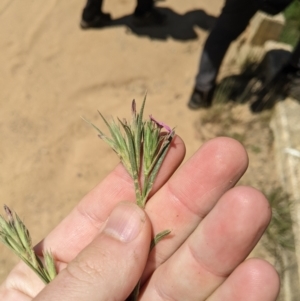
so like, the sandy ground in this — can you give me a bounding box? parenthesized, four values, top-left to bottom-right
(0, 0, 279, 284)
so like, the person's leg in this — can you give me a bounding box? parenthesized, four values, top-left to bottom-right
(196, 0, 259, 92)
(132, 0, 166, 26)
(288, 39, 300, 101)
(188, 0, 259, 109)
(134, 0, 153, 16)
(82, 0, 103, 21)
(81, 0, 111, 29)
(290, 39, 300, 68)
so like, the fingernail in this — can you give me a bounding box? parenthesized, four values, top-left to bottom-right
(103, 203, 145, 243)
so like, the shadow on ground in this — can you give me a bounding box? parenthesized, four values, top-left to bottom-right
(85, 7, 216, 40)
(214, 48, 297, 113)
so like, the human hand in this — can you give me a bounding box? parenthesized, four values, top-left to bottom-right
(0, 137, 280, 300)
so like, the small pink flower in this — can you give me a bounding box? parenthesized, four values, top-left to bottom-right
(149, 115, 172, 133)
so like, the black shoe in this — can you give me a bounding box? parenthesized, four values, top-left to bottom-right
(80, 12, 111, 29)
(187, 88, 215, 110)
(132, 8, 166, 27)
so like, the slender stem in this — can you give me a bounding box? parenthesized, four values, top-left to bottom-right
(126, 280, 141, 301)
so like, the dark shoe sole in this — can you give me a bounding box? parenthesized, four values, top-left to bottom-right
(187, 88, 214, 110)
(188, 100, 211, 110)
(80, 13, 111, 29)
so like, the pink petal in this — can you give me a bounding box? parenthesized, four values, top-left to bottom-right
(149, 115, 172, 133)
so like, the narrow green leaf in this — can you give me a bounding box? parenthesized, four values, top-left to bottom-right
(81, 116, 105, 136)
(98, 111, 119, 147)
(118, 120, 136, 175)
(110, 119, 126, 149)
(143, 121, 161, 176)
(15, 213, 32, 251)
(135, 94, 147, 170)
(126, 280, 141, 301)
(43, 251, 57, 281)
(131, 99, 138, 134)
(0, 215, 11, 235)
(82, 116, 117, 150)
(6, 236, 25, 255)
(150, 229, 171, 251)
(142, 132, 174, 206)
(118, 120, 141, 197)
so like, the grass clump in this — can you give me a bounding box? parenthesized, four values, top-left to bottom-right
(263, 187, 295, 272)
(279, 1, 300, 46)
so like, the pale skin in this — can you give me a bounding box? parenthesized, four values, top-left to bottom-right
(0, 136, 280, 300)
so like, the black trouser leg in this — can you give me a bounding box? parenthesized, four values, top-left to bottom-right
(290, 39, 300, 69)
(134, 0, 154, 16)
(82, 0, 103, 21)
(195, 0, 259, 91)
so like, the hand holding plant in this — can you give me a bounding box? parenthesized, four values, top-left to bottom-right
(83, 98, 174, 300)
(0, 97, 175, 300)
(0, 100, 280, 301)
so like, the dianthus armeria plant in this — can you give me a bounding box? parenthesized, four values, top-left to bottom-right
(83, 97, 175, 300)
(0, 205, 57, 283)
(0, 97, 174, 301)
(83, 96, 175, 208)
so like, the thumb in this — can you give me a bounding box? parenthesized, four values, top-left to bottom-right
(34, 202, 151, 301)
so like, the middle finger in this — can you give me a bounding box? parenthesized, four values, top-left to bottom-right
(143, 137, 249, 281)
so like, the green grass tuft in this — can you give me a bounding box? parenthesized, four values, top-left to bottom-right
(279, 1, 300, 46)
